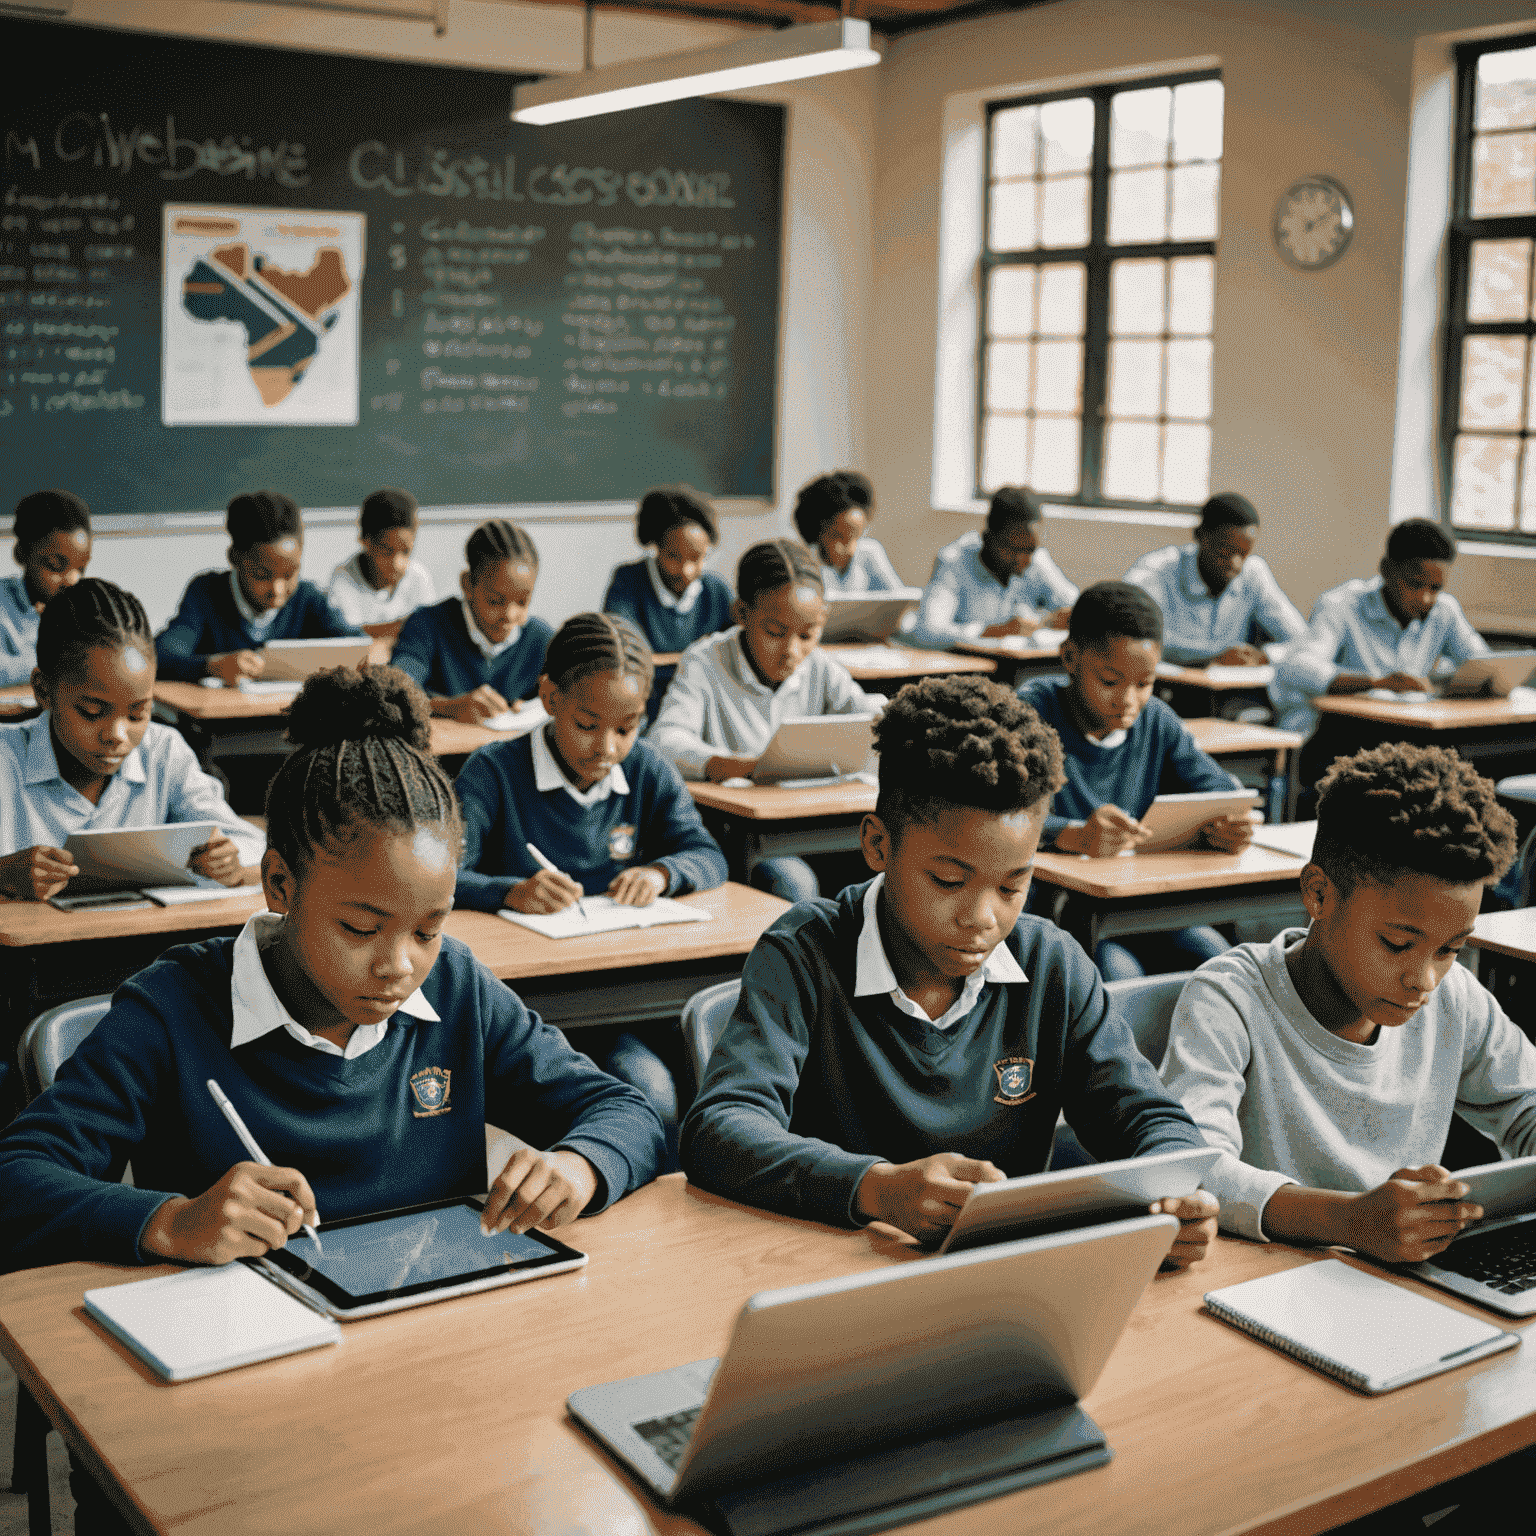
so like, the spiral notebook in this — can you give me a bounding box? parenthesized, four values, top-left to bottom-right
(1204, 1259, 1518, 1395)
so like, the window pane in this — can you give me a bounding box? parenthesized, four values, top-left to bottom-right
(1037, 263, 1086, 335)
(982, 413, 1028, 493)
(1450, 434, 1518, 530)
(1103, 420, 1160, 499)
(1168, 255, 1215, 333)
(1162, 422, 1212, 503)
(1111, 87, 1170, 168)
(1111, 259, 1166, 336)
(1522, 448, 1536, 533)
(987, 266, 1035, 336)
(1034, 339, 1083, 412)
(989, 180, 1038, 252)
(1165, 338, 1213, 419)
(992, 104, 1038, 177)
(1110, 166, 1168, 243)
(1031, 415, 1080, 494)
(1461, 335, 1526, 429)
(1108, 338, 1163, 417)
(1041, 98, 1094, 174)
(1468, 238, 1531, 321)
(1040, 176, 1089, 247)
(1172, 80, 1224, 162)
(1472, 130, 1536, 217)
(1169, 163, 1220, 240)
(1477, 45, 1536, 131)
(985, 340, 1033, 411)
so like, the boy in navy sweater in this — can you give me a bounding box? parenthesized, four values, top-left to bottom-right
(680, 675, 1217, 1264)
(154, 490, 362, 685)
(1020, 582, 1253, 981)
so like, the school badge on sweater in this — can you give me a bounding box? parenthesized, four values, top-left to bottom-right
(992, 1056, 1034, 1106)
(608, 824, 637, 860)
(410, 1067, 452, 1118)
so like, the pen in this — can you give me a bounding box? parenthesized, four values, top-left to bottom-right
(526, 841, 589, 924)
(206, 1078, 322, 1249)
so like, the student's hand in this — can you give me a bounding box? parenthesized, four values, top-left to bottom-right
(1377, 671, 1432, 694)
(188, 830, 245, 886)
(981, 614, 1041, 639)
(1215, 643, 1267, 666)
(1151, 1191, 1220, 1271)
(506, 868, 585, 914)
(446, 685, 512, 724)
(206, 650, 263, 687)
(1342, 1166, 1483, 1263)
(854, 1153, 1007, 1244)
(483, 1147, 598, 1234)
(362, 619, 405, 641)
(608, 866, 668, 907)
(1057, 805, 1148, 858)
(1201, 813, 1256, 854)
(705, 754, 759, 783)
(0, 844, 79, 901)
(140, 1162, 320, 1266)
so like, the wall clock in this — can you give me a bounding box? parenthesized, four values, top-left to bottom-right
(1273, 175, 1355, 271)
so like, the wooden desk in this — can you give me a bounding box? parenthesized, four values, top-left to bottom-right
(442, 883, 787, 1030)
(1469, 907, 1536, 1031)
(687, 779, 876, 882)
(1154, 662, 1276, 718)
(1312, 691, 1536, 781)
(1186, 716, 1304, 822)
(0, 683, 39, 719)
(1032, 844, 1308, 954)
(952, 634, 1066, 686)
(4, 1176, 1533, 1536)
(820, 643, 996, 687)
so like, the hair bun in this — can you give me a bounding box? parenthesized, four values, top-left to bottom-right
(283, 664, 432, 755)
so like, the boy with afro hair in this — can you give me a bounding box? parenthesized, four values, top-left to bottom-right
(1160, 742, 1536, 1262)
(681, 675, 1218, 1266)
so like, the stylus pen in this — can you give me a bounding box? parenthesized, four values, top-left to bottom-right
(526, 841, 589, 924)
(206, 1078, 322, 1248)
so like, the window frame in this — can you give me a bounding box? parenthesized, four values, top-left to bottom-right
(976, 67, 1221, 513)
(1439, 31, 1536, 547)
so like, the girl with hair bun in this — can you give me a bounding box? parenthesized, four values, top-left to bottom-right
(1, 488, 92, 686)
(0, 662, 663, 1281)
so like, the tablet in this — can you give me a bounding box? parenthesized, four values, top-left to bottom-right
(63, 821, 221, 895)
(819, 590, 921, 644)
(1136, 789, 1259, 852)
(253, 1196, 587, 1319)
(934, 1146, 1221, 1254)
(1434, 651, 1536, 698)
(752, 714, 878, 784)
(259, 636, 373, 683)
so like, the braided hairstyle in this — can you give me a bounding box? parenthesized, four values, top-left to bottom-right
(227, 490, 302, 553)
(266, 666, 462, 873)
(13, 489, 90, 558)
(544, 612, 654, 696)
(1313, 743, 1517, 893)
(360, 487, 418, 539)
(636, 485, 718, 548)
(791, 474, 860, 545)
(36, 578, 152, 682)
(874, 675, 1066, 837)
(466, 519, 538, 582)
(736, 538, 823, 607)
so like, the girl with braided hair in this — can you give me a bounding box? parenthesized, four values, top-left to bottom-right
(0, 577, 264, 901)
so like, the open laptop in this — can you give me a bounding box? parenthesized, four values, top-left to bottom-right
(569, 1214, 1177, 1535)
(1432, 651, 1536, 698)
(258, 636, 372, 683)
(752, 714, 878, 784)
(820, 590, 921, 644)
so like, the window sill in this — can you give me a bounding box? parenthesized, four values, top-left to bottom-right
(937, 500, 1199, 530)
(1459, 540, 1536, 561)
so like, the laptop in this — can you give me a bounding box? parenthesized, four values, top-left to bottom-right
(258, 636, 373, 683)
(569, 1214, 1177, 1535)
(1400, 1153, 1536, 1317)
(820, 590, 921, 644)
(752, 714, 878, 784)
(1432, 651, 1536, 698)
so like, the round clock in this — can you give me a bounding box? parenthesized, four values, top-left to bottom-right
(1273, 175, 1355, 271)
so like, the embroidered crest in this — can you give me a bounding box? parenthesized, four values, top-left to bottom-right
(992, 1056, 1034, 1106)
(608, 823, 637, 861)
(409, 1067, 452, 1118)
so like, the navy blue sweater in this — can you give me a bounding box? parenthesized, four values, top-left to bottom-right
(0, 935, 663, 1271)
(455, 734, 727, 912)
(1019, 679, 1237, 846)
(680, 881, 1203, 1227)
(391, 598, 553, 703)
(154, 571, 363, 682)
(603, 561, 735, 725)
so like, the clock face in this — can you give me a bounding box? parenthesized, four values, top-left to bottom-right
(1274, 176, 1354, 271)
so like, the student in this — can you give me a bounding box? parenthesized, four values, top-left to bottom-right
(908, 485, 1078, 649)
(1124, 492, 1305, 668)
(326, 486, 436, 640)
(1159, 743, 1534, 1258)
(792, 471, 903, 592)
(155, 490, 363, 685)
(1, 489, 92, 686)
(679, 674, 1218, 1265)
(392, 518, 553, 724)
(0, 579, 264, 901)
(1019, 582, 1254, 981)
(649, 538, 885, 903)
(1272, 518, 1490, 736)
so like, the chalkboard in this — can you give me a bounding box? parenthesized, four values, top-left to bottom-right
(0, 20, 783, 516)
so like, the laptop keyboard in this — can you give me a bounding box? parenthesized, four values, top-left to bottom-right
(1438, 1227, 1536, 1293)
(633, 1406, 702, 1470)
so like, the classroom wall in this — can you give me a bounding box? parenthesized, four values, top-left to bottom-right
(11, 0, 876, 630)
(868, 0, 1536, 626)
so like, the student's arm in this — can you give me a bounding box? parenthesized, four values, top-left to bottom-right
(1156, 706, 1250, 847)
(153, 582, 217, 682)
(387, 608, 435, 688)
(324, 566, 369, 629)
(861, 540, 905, 592)
(601, 567, 648, 635)
(1249, 559, 1308, 646)
(648, 654, 721, 780)
(819, 657, 885, 718)
(908, 556, 974, 649)
(452, 752, 522, 912)
(1440, 597, 1493, 670)
(161, 731, 267, 874)
(1273, 598, 1390, 697)
(1447, 975, 1536, 1158)
(1021, 550, 1079, 621)
(637, 757, 729, 896)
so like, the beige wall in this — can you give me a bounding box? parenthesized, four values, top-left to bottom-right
(869, 0, 1536, 623)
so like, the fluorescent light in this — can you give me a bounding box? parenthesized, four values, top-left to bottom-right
(511, 18, 879, 126)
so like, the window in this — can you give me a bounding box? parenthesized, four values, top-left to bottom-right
(978, 72, 1223, 510)
(1443, 35, 1536, 543)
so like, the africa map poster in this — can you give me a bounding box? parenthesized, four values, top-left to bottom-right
(161, 205, 365, 426)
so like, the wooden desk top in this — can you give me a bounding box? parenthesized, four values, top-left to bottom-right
(653, 651, 682, 666)
(0, 682, 37, 716)
(821, 643, 996, 680)
(442, 883, 786, 980)
(1470, 907, 1536, 965)
(0, 884, 267, 948)
(953, 635, 1064, 662)
(1184, 717, 1303, 754)
(1315, 690, 1536, 729)
(4, 1176, 1532, 1536)
(1155, 662, 1276, 690)
(1033, 843, 1307, 899)
(687, 778, 878, 820)
(152, 681, 292, 721)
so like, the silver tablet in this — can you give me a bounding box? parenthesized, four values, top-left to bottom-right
(259, 637, 372, 682)
(62, 821, 221, 895)
(752, 714, 878, 784)
(1137, 789, 1259, 852)
(820, 590, 921, 644)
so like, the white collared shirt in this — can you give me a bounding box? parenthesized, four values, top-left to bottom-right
(530, 723, 630, 807)
(327, 552, 435, 627)
(460, 597, 522, 660)
(229, 569, 280, 637)
(852, 873, 1027, 1032)
(645, 554, 702, 615)
(229, 910, 439, 1061)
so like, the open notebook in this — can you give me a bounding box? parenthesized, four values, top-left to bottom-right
(498, 895, 710, 939)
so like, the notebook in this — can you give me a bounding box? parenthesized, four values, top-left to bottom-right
(480, 699, 549, 735)
(1203, 1259, 1518, 1395)
(83, 1263, 340, 1382)
(1249, 820, 1318, 860)
(498, 895, 709, 939)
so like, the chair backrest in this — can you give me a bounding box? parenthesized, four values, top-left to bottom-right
(1103, 972, 1194, 1068)
(17, 995, 114, 1103)
(679, 979, 742, 1100)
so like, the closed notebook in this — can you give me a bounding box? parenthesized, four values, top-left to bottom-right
(84, 1263, 340, 1382)
(1204, 1259, 1518, 1395)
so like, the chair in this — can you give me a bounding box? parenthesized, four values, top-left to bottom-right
(679, 979, 741, 1102)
